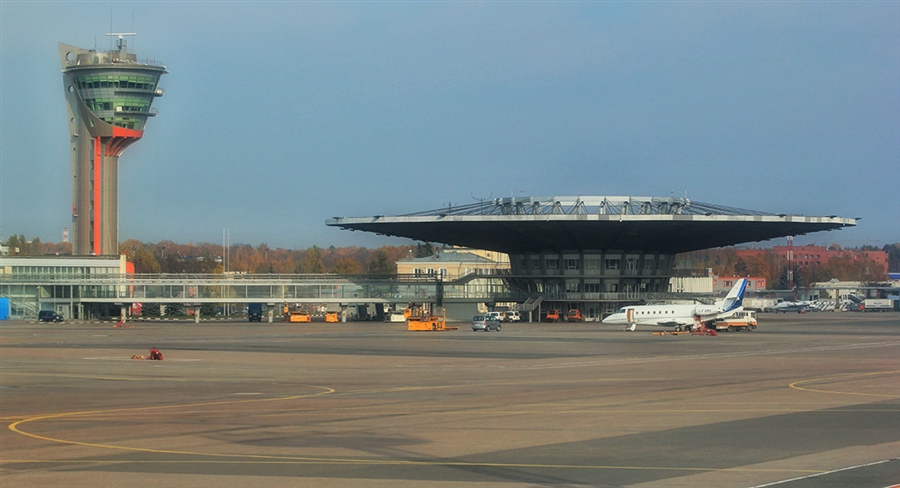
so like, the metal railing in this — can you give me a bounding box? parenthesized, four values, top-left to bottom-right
(1, 272, 717, 306)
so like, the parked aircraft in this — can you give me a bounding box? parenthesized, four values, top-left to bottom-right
(602, 278, 748, 331)
(771, 300, 812, 313)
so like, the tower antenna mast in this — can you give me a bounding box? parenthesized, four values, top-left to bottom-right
(105, 32, 136, 52)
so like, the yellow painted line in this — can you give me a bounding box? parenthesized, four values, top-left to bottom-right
(789, 370, 900, 397)
(8, 385, 336, 453)
(5, 383, 830, 475)
(8, 376, 884, 476)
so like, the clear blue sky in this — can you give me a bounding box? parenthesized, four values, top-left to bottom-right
(1, 1, 898, 250)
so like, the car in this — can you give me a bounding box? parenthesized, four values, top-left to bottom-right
(38, 310, 64, 322)
(504, 311, 521, 322)
(472, 315, 501, 332)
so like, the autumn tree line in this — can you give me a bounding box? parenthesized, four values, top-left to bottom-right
(116, 240, 418, 275)
(1, 237, 443, 276)
(3, 235, 899, 288)
(683, 244, 895, 289)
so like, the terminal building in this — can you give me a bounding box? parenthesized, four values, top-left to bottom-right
(0, 255, 127, 319)
(328, 195, 857, 319)
(59, 35, 166, 255)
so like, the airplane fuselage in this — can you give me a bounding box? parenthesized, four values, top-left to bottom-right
(602, 303, 725, 329)
(602, 278, 748, 331)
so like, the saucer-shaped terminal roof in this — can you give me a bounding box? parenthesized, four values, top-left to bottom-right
(326, 196, 857, 254)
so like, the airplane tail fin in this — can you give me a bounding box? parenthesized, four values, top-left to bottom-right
(721, 278, 748, 312)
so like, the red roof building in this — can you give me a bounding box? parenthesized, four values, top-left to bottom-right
(735, 245, 887, 270)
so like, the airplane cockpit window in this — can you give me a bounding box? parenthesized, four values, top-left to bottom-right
(614, 308, 626, 314)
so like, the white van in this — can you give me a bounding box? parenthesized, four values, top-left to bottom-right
(485, 312, 503, 322)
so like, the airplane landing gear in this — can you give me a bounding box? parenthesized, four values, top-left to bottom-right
(625, 323, 636, 332)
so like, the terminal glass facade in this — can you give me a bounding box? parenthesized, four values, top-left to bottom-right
(508, 251, 677, 321)
(0, 256, 125, 320)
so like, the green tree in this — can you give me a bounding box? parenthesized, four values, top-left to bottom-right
(6, 234, 41, 255)
(141, 303, 161, 317)
(416, 242, 434, 258)
(778, 264, 804, 290)
(300, 246, 325, 273)
(200, 303, 217, 316)
(366, 249, 394, 275)
(415, 242, 436, 258)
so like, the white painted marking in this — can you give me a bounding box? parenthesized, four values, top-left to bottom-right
(83, 357, 201, 362)
(748, 458, 893, 487)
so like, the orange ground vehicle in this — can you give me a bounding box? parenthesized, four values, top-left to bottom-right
(288, 311, 312, 323)
(407, 308, 457, 331)
(544, 309, 561, 322)
(566, 309, 583, 322)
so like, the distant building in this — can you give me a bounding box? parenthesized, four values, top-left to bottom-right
(736, 245, 888, 270)
(396, 249, 509, 281)
(669, 272, 766, 295)
(396, 249, 512, 315)
(0, 255, 127, 319)
(714, 275, 767, 294)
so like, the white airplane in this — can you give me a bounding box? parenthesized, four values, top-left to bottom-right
(602, 278, 748, 331)
(771, 300, 812, 313)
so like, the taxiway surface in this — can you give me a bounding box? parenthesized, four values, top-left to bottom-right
(1, 313, 898, 487)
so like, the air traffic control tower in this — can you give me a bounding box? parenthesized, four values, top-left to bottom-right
(59, 34, 166, 255)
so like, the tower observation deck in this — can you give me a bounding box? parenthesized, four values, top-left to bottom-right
(59, 34, 167, 255)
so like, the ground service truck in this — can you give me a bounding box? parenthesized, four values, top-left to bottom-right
(862, 299, 893, 312)
(714, 310, 757, 332)
(248, 303, 263, 322)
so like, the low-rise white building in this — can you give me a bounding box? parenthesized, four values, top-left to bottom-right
(0, 255, 126, 319)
